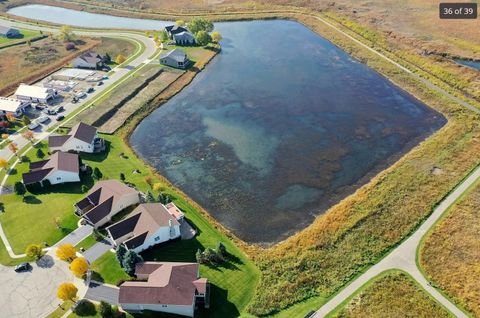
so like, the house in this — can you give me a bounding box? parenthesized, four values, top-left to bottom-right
(106, 203, 181, 254)
(22, 152, 80, 186)
(14, 84, 58, 104)
(160, 49, 190, 69)
(119, 262, 209, 317)
(49, 122, 104, 153)
(0, 26, 20, 38)
(72, 52, 104, 70)
(173, 31, 196, 46)
(75, 180, 140, 228)
(0, 97, 31, 117)
(165, 25, 188, 38)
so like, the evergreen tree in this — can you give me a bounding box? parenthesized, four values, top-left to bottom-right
(146, 191, 156, 203)
(115, 244, 127, 267)
(122, 250, 143, 275)
(92, 167, 102, 180)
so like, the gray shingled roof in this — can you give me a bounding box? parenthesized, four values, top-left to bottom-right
(160, 49, 187, 63)
(0, 26, 16, 35)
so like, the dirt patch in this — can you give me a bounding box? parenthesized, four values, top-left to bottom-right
(98, 70, 182, 134)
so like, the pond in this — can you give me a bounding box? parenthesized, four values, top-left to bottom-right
(10, 6, 446, 244)
(454, 59, 480, 71)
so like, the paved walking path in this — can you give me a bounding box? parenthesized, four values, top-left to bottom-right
(313, 164, 480, 317)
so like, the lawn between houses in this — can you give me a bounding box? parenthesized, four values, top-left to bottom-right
(0, 134, 260, 317)
(0, 28, 41, 45)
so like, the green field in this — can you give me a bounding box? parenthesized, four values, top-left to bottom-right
(0, 28, 41, 45)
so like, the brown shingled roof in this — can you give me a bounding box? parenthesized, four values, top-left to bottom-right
(48, 122, 97, 149)
(119, 262, 206, 306)
(106, 203, 180, 249)
(22, 152, 79, 185)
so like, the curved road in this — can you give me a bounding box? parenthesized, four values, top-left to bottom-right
(0, 17, 156, 318)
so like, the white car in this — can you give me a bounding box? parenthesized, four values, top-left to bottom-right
(37, 116, 49, 124)
(27, 122, 39, 130)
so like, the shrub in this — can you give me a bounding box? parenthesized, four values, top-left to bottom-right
(74, 299, 96, 316)
(36, 148, 45, 159)
(25, 243, 43, 260)
(120, 173, 126, 182)
(92, 167, 102, 180)
(81, 185, 88, 193)
(14, 182, 26, 196)
(99, 301, 113, 318)
(92, 229, 103, 241)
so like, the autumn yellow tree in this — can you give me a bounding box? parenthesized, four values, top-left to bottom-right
(152, 183, 162, 192)
(70, 257, 89, 278)
(176, 19, 185, 27)
(1, 134, 8, 140)
(56, 244, 77, 262)
(21, 130, 35, 144)
(25, 243, 43, 260)
(57, 283, 78, 302)
(211, 31, 222, 43)
(115, 54, 126, 64)
(0, 158, 8, 170)
(5, 113, 15, 122)
(8, 142, 18, 157)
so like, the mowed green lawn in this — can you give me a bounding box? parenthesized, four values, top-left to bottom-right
(0, 29, 41, 45)
(0, 134, 260, 316)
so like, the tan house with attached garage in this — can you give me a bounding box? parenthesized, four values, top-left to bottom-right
(106, 203, 182, 254)
(75, 180, 140, 228)
(119, 262, 209, 317)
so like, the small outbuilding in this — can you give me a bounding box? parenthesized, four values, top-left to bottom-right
(159, 49, 190, 69)
(0, 26, 20, 38)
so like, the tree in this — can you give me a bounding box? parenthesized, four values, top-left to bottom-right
(22, 116, 31, 126)
(56, 244, 76, 262)
(115, 54, 126, 64)
(115, 244, 127, 267)
(104, 53, 112, 64)
(146, 191, 156, 203)
(25, 243, 43, 260)
(0, 158, 8, 170)
(188, 17, 214, 35)
(36, 148, 45, 159)
(81, 185, 88, 193)
(21, 130, 35, 144)
(152, 183, 162, 192)
(1, 134, 9, 140)
(195, 31, 211, 46)
(99, 301, 114, 318)
(57, 282, 78, 302)
(159, 30, 169, 42)
(211, 31, 222, 43)
(122, 250, 143, 275)
(176, 20, 186, 27)
(5, 113, 15, 122)
(59, 25, 75, 42)
(120, 173, 126, 182)
(14, 182, 26, 197)
(8, 142, 19, 156)
(157, 192, 171, 205)
(70, 257, 89, 278)
(217, 242, 227, 257)
(144, 176, 153, 187)
(92, 167, 102, 180)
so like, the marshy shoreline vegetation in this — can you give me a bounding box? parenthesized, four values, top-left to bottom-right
(1, 1, 480, 317)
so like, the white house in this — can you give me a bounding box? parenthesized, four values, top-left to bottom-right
(22, 152, 80, 186)
(0, 97, 31, 117)
(14, 84, 58, 104)
(75, 180, 140, 228)
(159, 49, 190, 69)
(119, 262, 209, 317)
(106, 203, 181, 254)
(48, 122, 104, 153)
(0, 26, 20, 38)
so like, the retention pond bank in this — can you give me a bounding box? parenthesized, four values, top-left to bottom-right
(9, 5, 446, 244)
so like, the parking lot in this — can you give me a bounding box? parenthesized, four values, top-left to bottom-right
(23, 68, 109, 132)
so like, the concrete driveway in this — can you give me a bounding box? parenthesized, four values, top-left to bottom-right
(85, 281, 119, 305)
(0, 253, 73, 318)
(82, 240, 112, 263)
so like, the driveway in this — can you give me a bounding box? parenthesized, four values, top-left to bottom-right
(0, 253, 73, 318)
(82, 240, 112, 263)
(54, 224, 93, 247)
(85, 281, 119, 305)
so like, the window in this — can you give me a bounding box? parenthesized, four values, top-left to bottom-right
(57, 177, 61, 180)
(154, 236, 160, 242)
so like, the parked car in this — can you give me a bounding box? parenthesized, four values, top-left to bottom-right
(28, 122, 39, 130)
(37, 116, 49, 124)
(97, 81, 104, 86)
(53, 106, 64, 113)
(87, 87, 95, 93)
(56, 115, 65, 121)
(35, 104, 45, 111)
(43, 108, 56, 115)
(75, 91, 86, 99)
(14, 263, 31, 272)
